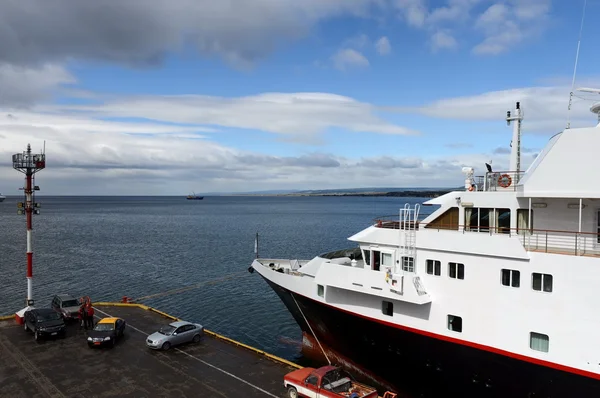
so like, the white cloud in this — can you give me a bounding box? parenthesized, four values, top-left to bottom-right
(331, 49, 370, 71)
(427, 0, 481, 24)
(375, 36, 392, 55)
(0, 64, 75, 106)
(0, 0, 385, 71)
(472, 0, 551, 55)
(512, 0, 551, 20)
(475, 3, 509, 28)
(0, 90, 419, 177)
(393, 0, 550, 55)
(392, 84, 600, 133)
(430, 30, 458, 52)
(53, 92, 417, 137)
(343, 34, 371, 49)
(394, 0, 428, 28)
(0, 83, 559, 195)
(0, 122, 520, 194)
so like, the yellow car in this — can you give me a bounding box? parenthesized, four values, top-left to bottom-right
(87, 317, 126, 348)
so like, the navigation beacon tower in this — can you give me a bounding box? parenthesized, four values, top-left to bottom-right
(12, 143, 45, 310)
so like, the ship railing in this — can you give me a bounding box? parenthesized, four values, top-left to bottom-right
(420, 223, 600, 257)
(373, 215, 421, 230)
(480, 170, 526, 192)
(520, 229, 600, 257)
(257, 259, 309, 275)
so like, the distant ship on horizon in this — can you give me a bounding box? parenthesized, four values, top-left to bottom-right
(186, 192, 204, 200)
(0, 193, 5, 202)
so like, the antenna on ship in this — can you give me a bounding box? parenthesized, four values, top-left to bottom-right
(566, 0, 588, 129)
(506, 102, 523, 177)
(12, 143, 46, 314)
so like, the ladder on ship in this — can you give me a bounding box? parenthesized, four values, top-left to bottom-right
(398, 203, 428, 296)
(398, 203, 420, 273)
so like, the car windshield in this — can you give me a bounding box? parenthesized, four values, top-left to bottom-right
(94, 324, 114, 331)
(158, 325, 177, 335)
(61, 299, 79, 307)
(37, 311, 61, 322)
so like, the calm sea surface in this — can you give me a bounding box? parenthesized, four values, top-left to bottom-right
(0, 195, 432, 363)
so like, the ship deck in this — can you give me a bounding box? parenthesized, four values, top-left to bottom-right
(0, 304, 297, 398)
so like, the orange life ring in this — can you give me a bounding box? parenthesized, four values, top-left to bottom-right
(498, 174, 512, 188)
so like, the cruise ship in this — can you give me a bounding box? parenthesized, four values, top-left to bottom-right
(250, 97, 600, 397)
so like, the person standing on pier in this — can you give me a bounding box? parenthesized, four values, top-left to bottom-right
(85, 303, 95, 329)
(79, 302, 87, 329)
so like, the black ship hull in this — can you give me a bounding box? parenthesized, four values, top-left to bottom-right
(262, 277, 600, 398)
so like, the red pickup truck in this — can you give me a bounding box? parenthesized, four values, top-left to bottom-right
(283, 365, 379, 398)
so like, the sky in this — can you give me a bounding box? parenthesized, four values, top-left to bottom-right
(0, 0, 599, 195)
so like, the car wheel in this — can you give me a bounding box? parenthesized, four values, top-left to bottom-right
(192, 334, 201, 344)
(162, 342, 171, 351)
(287, 386, 298, 398)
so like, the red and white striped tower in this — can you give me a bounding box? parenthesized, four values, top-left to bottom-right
(12, 143, 45, 312)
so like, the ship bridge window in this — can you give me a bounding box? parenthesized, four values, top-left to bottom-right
(381, 252, 393, 267)
(496, 208, 511, 234)
(372, 250, 381, 271)
(426, 259, 441, 276)
(363, 250, 371, 266)
(317, 284, 324, 298)
(530, 332, 549, 353)
(425, 207, 459, 230)
(517, 209, 533, 234)
(465, 208, 512, 233)
(532, 273, 553, 292)
(465, 208, 488, 232)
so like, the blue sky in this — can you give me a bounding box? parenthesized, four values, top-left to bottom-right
(0, 0, 598, 195)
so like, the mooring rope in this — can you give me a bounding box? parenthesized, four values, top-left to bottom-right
(291, 293, 331, 365)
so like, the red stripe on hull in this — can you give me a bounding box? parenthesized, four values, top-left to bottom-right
(290, 288, 600, 381)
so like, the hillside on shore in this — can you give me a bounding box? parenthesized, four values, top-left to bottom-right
(281, 188, 456, 198)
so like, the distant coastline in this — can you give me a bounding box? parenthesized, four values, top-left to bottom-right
(278, 189, 454, 198)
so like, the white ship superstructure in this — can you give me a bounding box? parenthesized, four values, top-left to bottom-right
(250, 96, 600, 397)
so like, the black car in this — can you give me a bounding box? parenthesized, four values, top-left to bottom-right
(87, 317, 126, 348)
(23, 308, 66, 341)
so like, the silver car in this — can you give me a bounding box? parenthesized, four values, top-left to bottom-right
(51, 294, 81, 322)
(146, 320, 204, 350)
